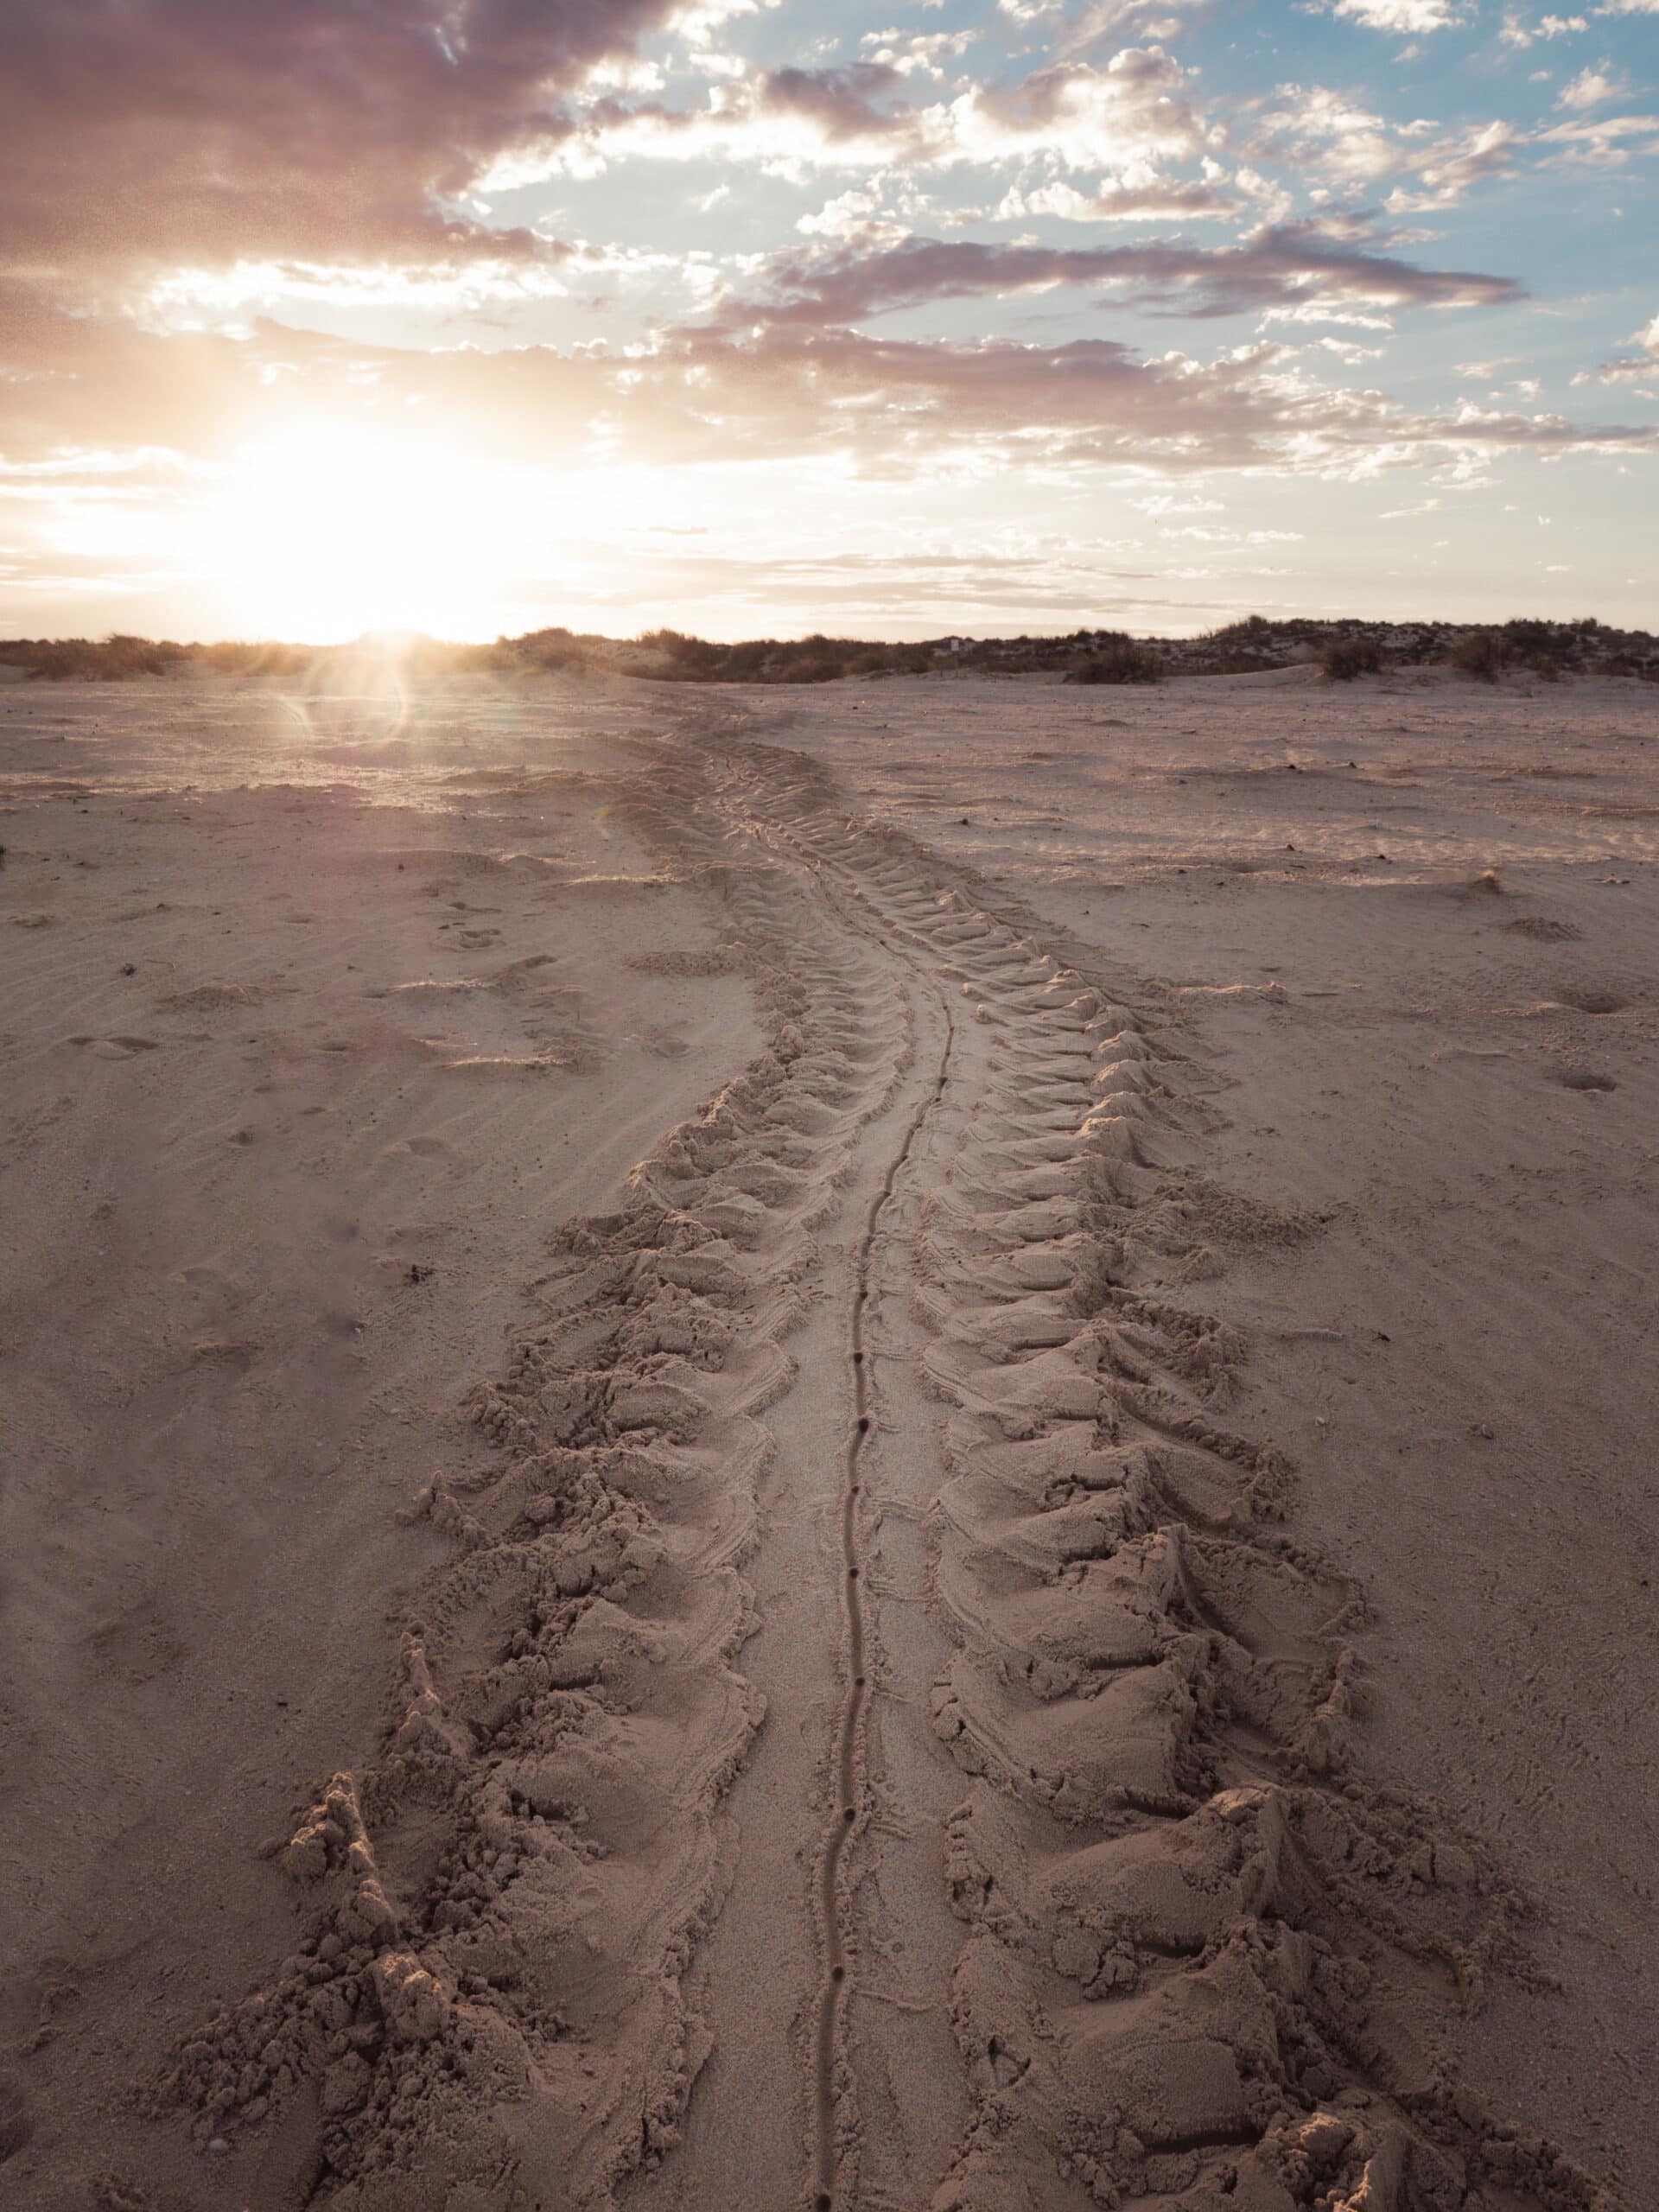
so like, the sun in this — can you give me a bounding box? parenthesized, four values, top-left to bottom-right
(214, 424, 539, 642)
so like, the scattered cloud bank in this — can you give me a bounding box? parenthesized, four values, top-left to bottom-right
(716, 221, 1525, 325)
(0, 0, 1651, 630)
(555, 44, 1215, 182)
(5, 276, 1648, 495)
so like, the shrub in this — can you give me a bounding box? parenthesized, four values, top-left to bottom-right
(1198, 613, 1273, 645)
(1446, 630, 1511, 682)
(1065, 639, 1164, 685)
(1498, 618, 1575, 681)
(1320, 637, 1382, 681)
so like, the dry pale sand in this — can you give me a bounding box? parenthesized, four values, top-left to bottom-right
(2, 659, 1654, 2212)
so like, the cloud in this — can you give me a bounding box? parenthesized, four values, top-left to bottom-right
(1556, 62, 1630, 105)
(636, 323, 1657, 476)
(1325, 0, 1466, 32)
(1249, 89, 1522, 208)
(755, 62, 912, 144)
(1384, 120, 1523, 208)
(0, 0, 691, 282)
(715, 221, 1525, 327)
(1499, 10, 1587, 43)
(858, 27, 981, 80)
(1536, 109, 1659, 160)
(1162, 524, 1305, 541)
(798, 185, 905, 239)
(675, 0, 781, 41)
(995, 175, 1238, 222)
(563, 46, 1212, 177)
(1589, 309, 1659, 381)
(1064, 0, 1214, 45)
(951, 48, 1207, 169)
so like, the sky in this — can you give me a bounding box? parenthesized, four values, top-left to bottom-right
(1, 0, 1655, 643)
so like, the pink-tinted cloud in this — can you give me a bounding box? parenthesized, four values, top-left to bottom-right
(0, 0, 685, 276)
(647, 323, 1653, 473)
(757, 62, 913, 142)
(1247, 87, 1524, 210)
(568, 47, 1210, 175)
(715, 221, 1525, 326)
(1586, 309, 1659, 380)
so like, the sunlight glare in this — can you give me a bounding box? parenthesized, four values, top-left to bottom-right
(219, 425, 542, 642)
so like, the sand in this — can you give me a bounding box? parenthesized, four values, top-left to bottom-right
(2, 660, 1654, 2211)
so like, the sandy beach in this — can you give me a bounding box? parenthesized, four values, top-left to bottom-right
(3, 661, 1655, 2212)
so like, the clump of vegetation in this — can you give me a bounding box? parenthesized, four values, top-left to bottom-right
(1187, 613, 1294, 675)
(0, 633, 325, 680)
(1065, 634, 1164, 685)
(192, 639, 315, 677)
(1499, 618, 1563, 670)
(1320, 637, 1382, 681)
(0, 633, 188, 680)
(1446, 629, 1512, 682)
(1493, 618, 1610, 682)
(1198, 614, 1274, 647)
(493, 626, 596, 675)
(4, 613, 1656, 689)
(635, 629, 936, 683)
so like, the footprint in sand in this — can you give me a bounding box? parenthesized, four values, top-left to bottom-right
(158, 982, 263, 1014)
(441, 1052, 555, 1077)
(1506, 916, 1580, 942)
(401, 1135, 449, 1156)
(189, 1338, 263, 1368)
(67, 1034, 162, 1058)
(85, 1597, 192, 1687)
(0, 2072, 35, 2162)
(175, 1262, 245, 1300)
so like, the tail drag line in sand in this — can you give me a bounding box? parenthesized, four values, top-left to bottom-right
(811, 1020, 954, 2209)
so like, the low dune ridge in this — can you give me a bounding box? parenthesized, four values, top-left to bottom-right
(2, 663, 1654, 2210)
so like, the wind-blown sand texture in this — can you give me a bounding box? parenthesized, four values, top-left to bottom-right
(3, 663, 1654, 2211)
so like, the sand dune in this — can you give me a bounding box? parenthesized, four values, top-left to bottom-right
(3, 666, 1653, 2209)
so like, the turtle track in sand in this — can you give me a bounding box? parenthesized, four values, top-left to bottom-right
(702, 734, 1618, 2212)
(161, 723, 1619, 2212)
